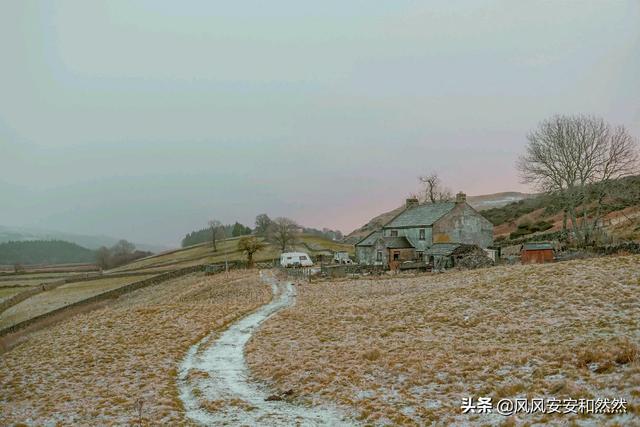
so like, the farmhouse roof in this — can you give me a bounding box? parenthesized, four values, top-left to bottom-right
(384, 236, 414, 249)
(385, 202, 456, 228)
(355, 230, 382, 246)
(426, 243, 462, 256)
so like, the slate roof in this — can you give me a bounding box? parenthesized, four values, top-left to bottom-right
(385, 202, 456, 228)
(356, 230, 382, 246)
(384, 236, 413, 249)
(426, 243, 461, 256)
(522, 242, 554, 251)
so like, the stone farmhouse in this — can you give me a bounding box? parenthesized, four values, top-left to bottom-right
(355, 192, 493, 267)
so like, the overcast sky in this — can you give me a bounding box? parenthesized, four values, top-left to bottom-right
(1, 1, 639, 246)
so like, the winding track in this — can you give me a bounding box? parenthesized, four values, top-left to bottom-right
(178, 271, 354, 426)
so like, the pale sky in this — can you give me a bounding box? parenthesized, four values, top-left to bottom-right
(1, 1, 639, 246)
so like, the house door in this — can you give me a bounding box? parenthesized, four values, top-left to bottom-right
(389, 250, 400, 270)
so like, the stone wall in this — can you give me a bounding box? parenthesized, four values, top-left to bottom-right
(432, 203, 493, 248)
(0, 265, 207, 337)
(0, 271, 158, 316)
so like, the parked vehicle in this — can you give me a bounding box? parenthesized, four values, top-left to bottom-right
(333, 251, 353, 264)
(280, 252, 313, 267)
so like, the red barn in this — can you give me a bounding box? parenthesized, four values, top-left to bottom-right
(521, 242, 555, 264)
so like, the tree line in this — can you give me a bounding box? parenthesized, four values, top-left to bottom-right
(94, 240, 152, 270)
(181, 214, 343, 249)
(181, 222, 253, 248)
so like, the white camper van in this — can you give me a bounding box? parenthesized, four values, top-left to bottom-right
(280, 252, 313, 268)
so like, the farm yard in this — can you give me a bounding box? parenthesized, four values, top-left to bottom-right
(246, 255, 640, 425)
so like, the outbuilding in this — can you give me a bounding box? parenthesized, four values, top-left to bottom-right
(521, 242, 555, 264)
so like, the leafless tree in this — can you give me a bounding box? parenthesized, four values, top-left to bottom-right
(269, 217, 299, 252)
(95, 246, 111, 270)
(517, 114, 638, 245)
(254, 213, 272, 236)
(112, 239, 135, 256)
(418, 173, 452, 203)
(208, 219, 223, 251)
(238, 236, 266, 267)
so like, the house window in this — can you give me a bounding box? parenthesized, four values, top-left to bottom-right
(419, 229, 426, 240)
(390, 230, 398, 237)
(376, 251, 383, 262)
(393, 252, 400, 261)
(416, 251, 424, 261)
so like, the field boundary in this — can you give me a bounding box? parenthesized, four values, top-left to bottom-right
(0, 271, 160, 316)
(0, 265, 207, 337)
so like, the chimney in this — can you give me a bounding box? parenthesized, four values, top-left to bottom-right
(405, 197, 419, 209)
(455, 192, 466, 204)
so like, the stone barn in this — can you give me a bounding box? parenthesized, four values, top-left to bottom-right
(355, 192, 494, 268)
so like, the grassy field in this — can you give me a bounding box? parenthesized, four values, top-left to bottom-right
(0, 275, 155, 329)
(0, 271, 270, 425)
(0, 272, 75, 281)
(110, 234, 354, 273)
(246, 255, 640, 426)
(0, 287, 31, 304)
(0, 279, 49, 288)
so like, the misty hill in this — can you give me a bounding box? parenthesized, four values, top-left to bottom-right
(0, 240, 96, 266)
(345, 191, 532, 243)
(0, 225, 169, 253)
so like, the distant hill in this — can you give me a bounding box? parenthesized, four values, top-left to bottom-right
(0, 225, 169, 252)
(466, 192, 536, 210)
(0, 240, 96, 265)
(344, 191, 533, 243)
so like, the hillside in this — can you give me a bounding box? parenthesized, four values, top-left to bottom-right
(486, 176, 640, 242)
(109, 234, 354, 273)
(0, 225, 169, 252)
(0, 240, 96, 266)
(345, 191, 532, 243)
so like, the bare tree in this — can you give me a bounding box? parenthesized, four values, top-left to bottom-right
(517, 114, 638, 245)
(111, 239, 135, 256)
(95, 246, 111, 270)
(269, 217, 299, 252)
(237, 236, 266, 267)
(208, 219, 223, 251)
(254, 213, 272, 236)
(418, 173, 452, 203)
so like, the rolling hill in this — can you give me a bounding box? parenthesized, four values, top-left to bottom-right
(0, 240, 96, 266)
(0, 225, 169, 252)
(109, 234, 354, 273)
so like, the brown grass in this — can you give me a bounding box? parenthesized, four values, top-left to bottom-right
(0, 271, 271, 425)
(0, 275, 157, 329)
(246, 255, 640, 425)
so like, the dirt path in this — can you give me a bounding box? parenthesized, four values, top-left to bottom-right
(178, 271, 355, 426)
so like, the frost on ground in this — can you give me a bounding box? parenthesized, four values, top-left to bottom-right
(246, 255, 640, 426)
(178, 271, 355, 426)
(0, 271, 271, 426)
(0, 274, 156, 329)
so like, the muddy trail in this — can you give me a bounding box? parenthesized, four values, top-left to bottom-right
(178, 271, 355, 426)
